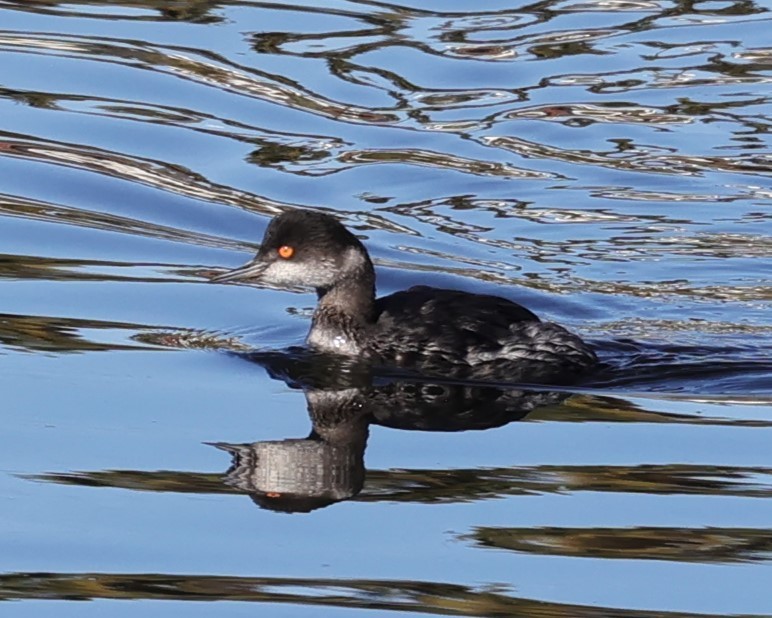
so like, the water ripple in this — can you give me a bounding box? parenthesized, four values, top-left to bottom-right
(1, 3, 770, 613)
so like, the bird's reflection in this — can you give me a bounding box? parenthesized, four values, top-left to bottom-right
(212, 350, 567, 513)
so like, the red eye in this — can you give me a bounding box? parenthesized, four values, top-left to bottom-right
(278, 245, 294, 259)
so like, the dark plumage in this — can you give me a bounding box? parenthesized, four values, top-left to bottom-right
(211, 210, 597, 384)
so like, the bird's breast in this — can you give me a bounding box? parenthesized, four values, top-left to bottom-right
(306, 326, 362, 356)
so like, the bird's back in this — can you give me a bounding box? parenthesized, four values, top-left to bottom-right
(371, 286, 596, 383)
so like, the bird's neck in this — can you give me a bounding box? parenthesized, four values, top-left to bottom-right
(317, 272, 376, 319)
(307, 260, 377, 355)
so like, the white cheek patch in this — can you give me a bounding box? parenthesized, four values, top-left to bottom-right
(262, 260, 305, 286)
(261, 257, 340, 288)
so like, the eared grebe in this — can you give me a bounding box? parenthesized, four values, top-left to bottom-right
(211, 210, 597, 383)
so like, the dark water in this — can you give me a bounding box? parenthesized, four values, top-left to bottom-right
(1, 0, 771, 616)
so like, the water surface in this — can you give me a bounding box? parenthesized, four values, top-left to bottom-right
(0, 0, 771, 616)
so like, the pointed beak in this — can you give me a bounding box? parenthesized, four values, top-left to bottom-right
(210, 259, 268, 284)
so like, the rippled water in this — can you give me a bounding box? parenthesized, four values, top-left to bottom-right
(1, 0, 771, 616)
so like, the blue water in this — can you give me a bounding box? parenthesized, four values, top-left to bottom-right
(0, 0, 771, 615)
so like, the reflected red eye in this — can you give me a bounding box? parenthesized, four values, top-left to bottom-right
(278, 245, 294, 259)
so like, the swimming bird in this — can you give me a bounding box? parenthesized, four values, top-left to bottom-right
(211, 210, 596, 384)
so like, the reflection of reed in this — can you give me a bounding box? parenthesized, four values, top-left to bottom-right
(30, 463, 772, 500)
(468, 526, 772, 563)
(0, 313, 162, 353)
(0, 32, 399, 124)
(376, 244, 772, 303)
(506, 103, 692, 125)
(2, 0, 223, 22)
(365, 464, 772, 502)
(0, 312, 253, 353)
(4, 9, 768, 176)
(21, 119, 751, 300)
(0, 141, 416, 237)
(0, 252, 211, 283)
(0, 571, 729, 616)
(2, 0, 768, 147)
(0, 192, 251, 252)
(338, 148, 552, 178)
(0, 135, 288, 216)
(377, 195, 772, 301)
(1, 83, 349, 171)
(484, 135, 772, 177)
